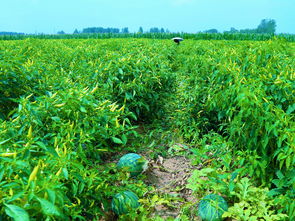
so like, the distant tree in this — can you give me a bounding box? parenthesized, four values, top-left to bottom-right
(230, 27, 238, 33)
(160, 28, 165, 33)
(240, 28, 257, 34)
(83, 27, 93, 33)
(112, 28, 120, 33)
(150, 27, 160, 33)
(138, 27, 143, 33)
(257, 19, 276, 34)
(224, 27, 239, 34)
(73, 29, 79, 34)
(165, 28, 170, 33)
(82, 27, 120, 34)
(223, 19, 276, 34)
(204, 29, 218, 33)
(57, 30, 65, 34)
(121, 27, 129, 34)
(0, 32, 25, 35)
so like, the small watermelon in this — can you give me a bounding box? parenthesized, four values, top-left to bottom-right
(117, 153, 148, 177)
(198, 194, 228, 221)
(111, 191, 140, 215)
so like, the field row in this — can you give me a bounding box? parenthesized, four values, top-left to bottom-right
(1, 32, 295, 42)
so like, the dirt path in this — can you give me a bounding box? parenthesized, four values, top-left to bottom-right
(144, 151, 201, 220)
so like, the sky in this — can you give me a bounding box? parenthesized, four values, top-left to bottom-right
(1, 0, 295, 34)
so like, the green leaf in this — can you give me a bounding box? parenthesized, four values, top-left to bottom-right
(125, 92, 133, 100)
(230, 171, 239, 181)
(80, 106, 87, 113)
(268, 188, 283, 197)
(198, 194, 228, 221)
(46, 189, 56, 204)
(36, 141, 59, 157)
(7, 191, 25, 203)
(0, 168, 4, 181)
(37, 197, 61, 216)
(286, 156, 291, 169)
(121, 134, 127, 145)
(62, 167, 69, 179)
(229, 181, 235, 193)
(5, 204, 29, 221)
(0, 138, 11, 145)
(51, 116, 61, 122)
(111, 137, 123, 144)
(286, 104, 295, 115)
(276, 170, 284, 179)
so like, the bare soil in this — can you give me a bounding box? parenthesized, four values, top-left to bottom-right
(144, 152, 201, 220)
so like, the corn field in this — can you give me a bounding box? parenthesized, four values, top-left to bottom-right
(1, 32, 295, 42)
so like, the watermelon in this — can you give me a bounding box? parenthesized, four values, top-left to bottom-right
(117, 153, 148, 177)
(198, 194, 228, 221)
(111, 191, 140, 215)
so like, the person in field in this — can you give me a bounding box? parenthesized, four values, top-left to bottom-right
(172, 37, 183, 44)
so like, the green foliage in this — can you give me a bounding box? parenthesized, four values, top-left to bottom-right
(174, 39, 294, 218)
(187, 167, 288, 220)
(268, 170, 295, 219)
(198, 194, 228, 221)
(222, 178, 288, 221)
(0, 49, 34, 118)
(1, 32, 295, 42)
(186, 132, 289, 220)
(257, 19, 276, 34)
(0, 37, 294, 220)
(5, 204, 30, 221)
(0, 38, 175, 219)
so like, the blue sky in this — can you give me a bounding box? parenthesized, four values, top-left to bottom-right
(1, 0, 294, 34)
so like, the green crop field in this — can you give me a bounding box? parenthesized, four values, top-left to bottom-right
(0, 38, 294, 220)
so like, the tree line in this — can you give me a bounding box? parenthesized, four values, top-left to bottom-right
(67, 19, 276, 35)
(0, 31, 25, 35)
(0, 19, 278, 36)
(205, 19, 276, 34)
(65, 26, 170, 35)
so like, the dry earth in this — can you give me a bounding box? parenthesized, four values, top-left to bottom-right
(102, 143, 202, 220)
(144, 149, 201, 220)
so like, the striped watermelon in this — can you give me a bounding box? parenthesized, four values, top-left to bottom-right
(198, 194, 228, 221)
(117, 153, 148, 177)
(111, 191, 140, 215)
